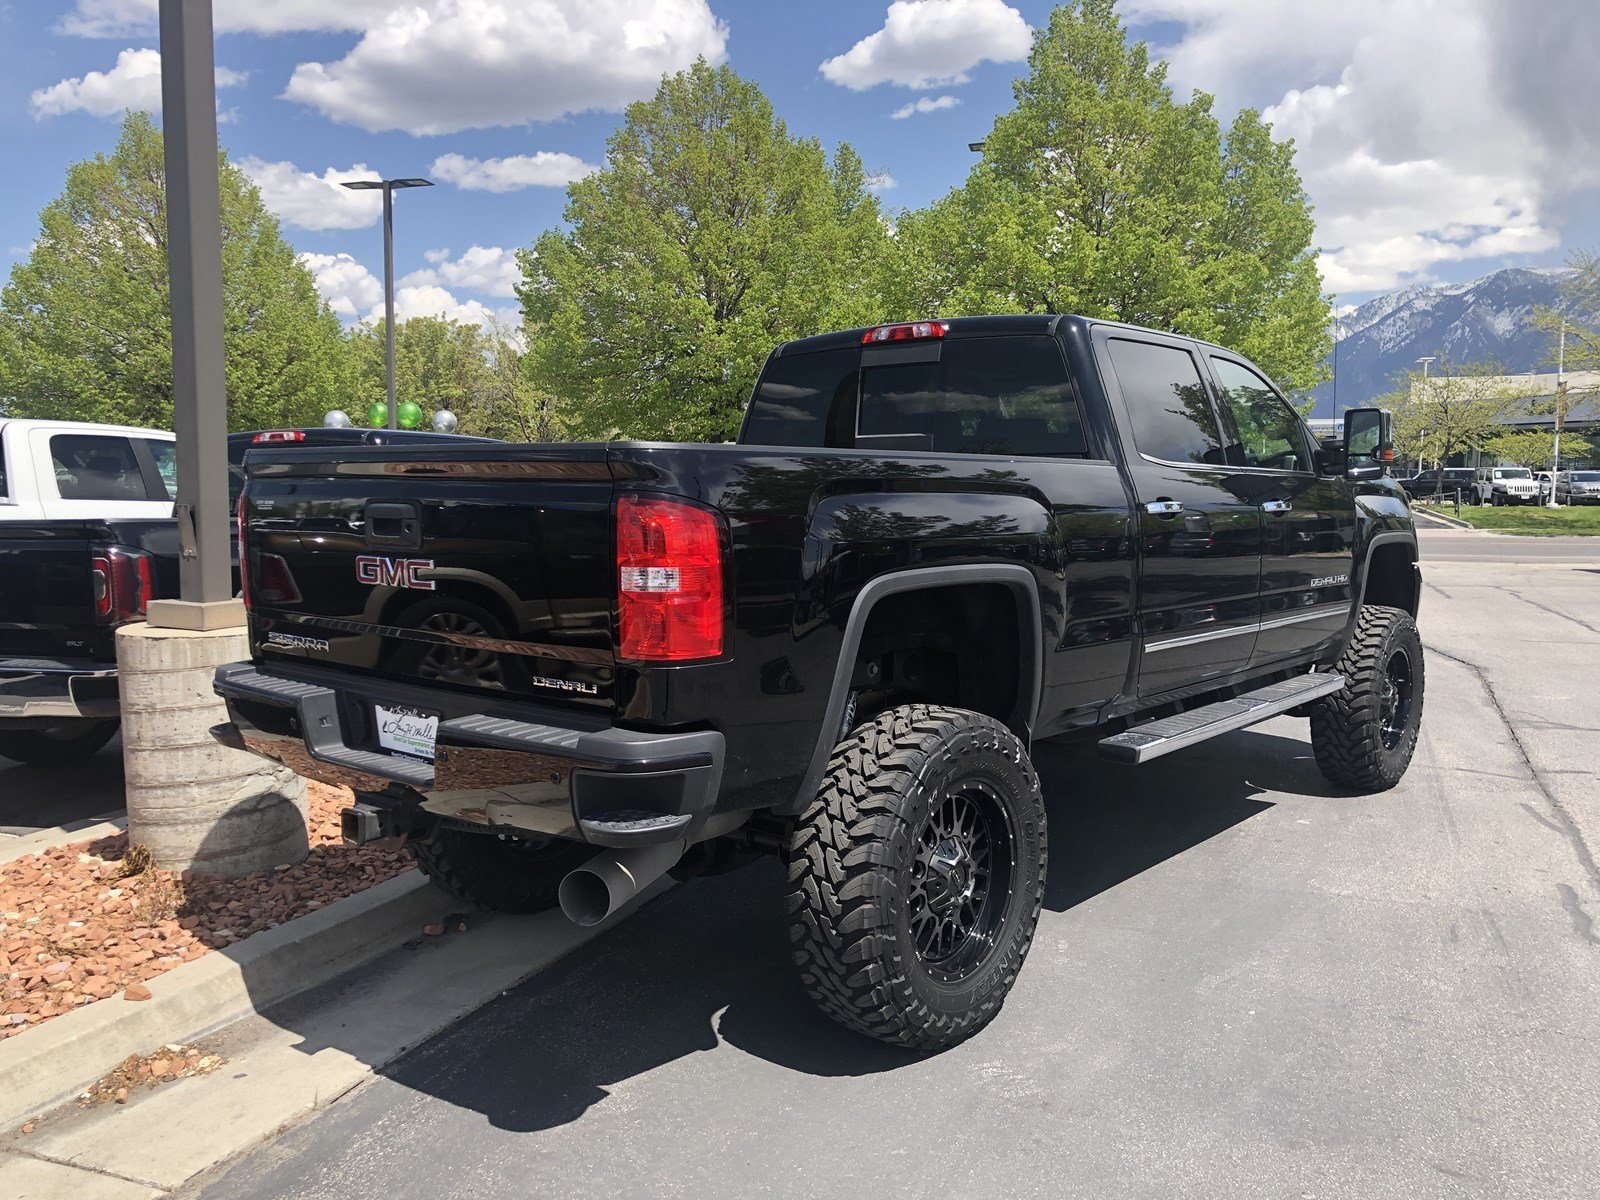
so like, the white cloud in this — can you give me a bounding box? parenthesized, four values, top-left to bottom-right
(57, 1, 396, 37)
(238, 158, 385, 232)
(401, 246, 522, 298)
(1123, 0, 1594, 295)
(299, 252, 383, 319)
(30, 47, 246, 119)
(865, 172, 898, 193)
(891, 94, 960, 119)
(300, 249, 519, 327)
(381, 285, 518, 328)
(820, 0, 1030, 91)
(431, 151, 598, 193)
(282, 0, 729, 136)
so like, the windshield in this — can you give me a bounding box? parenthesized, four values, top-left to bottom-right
(1571, 472, 1600, 482)
(1493, 468, 1531, 479)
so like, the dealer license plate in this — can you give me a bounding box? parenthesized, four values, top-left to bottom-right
(374, 703, 438, 761)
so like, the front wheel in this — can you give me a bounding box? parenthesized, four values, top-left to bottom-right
(1310, 605, 1425, 791)
(785, 705, 1047, 1051)
(408, 826, 594, 914)
(0, 720, 119, 766)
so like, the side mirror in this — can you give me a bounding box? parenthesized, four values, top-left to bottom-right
(1343, 407, 1393, 481)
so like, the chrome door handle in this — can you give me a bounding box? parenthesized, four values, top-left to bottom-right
(1145, 500, 1184, 517)
(1262, 499, 1293, 514)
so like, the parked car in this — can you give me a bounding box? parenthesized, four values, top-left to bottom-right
(1534, 470, 1555, 500)
(1472, 466, 1540, 506)
(215, 315, 1425, 1050)
(0, 425, 489, 766)
(1555, 469, 1600, 505)
(1402, 468, 1474, 500)
(0, 419, 178, 523)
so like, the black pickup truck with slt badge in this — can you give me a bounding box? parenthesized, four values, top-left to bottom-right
(214, 315, 1424, 1049)
(0, 426, 485, 766)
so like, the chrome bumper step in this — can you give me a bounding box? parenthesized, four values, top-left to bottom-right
(1098, 673, 1346, 764)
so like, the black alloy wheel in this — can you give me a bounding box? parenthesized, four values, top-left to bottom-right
(909, 781, 1016, 983)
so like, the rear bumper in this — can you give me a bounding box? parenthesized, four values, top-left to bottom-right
(0, 658, 120, 723)
(211, 661, 724, 848)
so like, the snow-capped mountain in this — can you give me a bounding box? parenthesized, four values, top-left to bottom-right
(1311, 267, 1569, 416)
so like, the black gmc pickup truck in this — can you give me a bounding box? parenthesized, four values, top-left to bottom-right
(0, 427, 486, 766)
(215, 315, 1423, 1049)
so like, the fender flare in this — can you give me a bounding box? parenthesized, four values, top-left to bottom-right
(778, 563, 1045, 816)
(1337, 530, 1420, 654)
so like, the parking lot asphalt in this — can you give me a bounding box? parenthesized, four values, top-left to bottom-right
(0, 733, 124, 842)
(187, 553, 1600, 1200)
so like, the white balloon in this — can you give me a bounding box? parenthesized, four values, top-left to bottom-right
(432, 409, 459, 434)
(323, 409, 353, 429)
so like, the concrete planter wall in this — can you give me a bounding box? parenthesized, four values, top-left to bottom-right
(117, 623, 308, 878)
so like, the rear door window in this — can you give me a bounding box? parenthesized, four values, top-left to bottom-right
(1105, 338, 1226, 466)
(48, 434, 151, 501)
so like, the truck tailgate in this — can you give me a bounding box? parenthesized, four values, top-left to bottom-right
(239, 445, 618, 714)
(0, 523, 100, 659)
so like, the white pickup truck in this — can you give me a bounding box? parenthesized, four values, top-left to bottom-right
(0, 419, 178, 521)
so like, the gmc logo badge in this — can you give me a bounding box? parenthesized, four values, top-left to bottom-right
(355, 555, 436, 591)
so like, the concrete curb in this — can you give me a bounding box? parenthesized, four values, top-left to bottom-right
(0, 869, 451, 1128)
(0, 815, 127, 868)
(1412, 507, 1474, 531)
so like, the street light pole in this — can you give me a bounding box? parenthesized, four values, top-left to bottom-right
(151, 0, 235, 629)
(341, 177, 432, 429)
(1550, 322, 1567, 508)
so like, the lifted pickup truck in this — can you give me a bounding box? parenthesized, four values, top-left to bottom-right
(215, 315, 1424, 1049)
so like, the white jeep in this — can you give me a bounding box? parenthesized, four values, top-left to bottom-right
(1472, 465, 1539, 506)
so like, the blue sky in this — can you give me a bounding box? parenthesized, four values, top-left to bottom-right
(2, 0, 1597, 329)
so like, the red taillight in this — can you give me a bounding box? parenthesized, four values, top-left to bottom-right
(616, 495, 724, 662)
(90, 546, 153, 625)
(237, 491, 252, 612)
(861, 321, 946, 345)
(252, 430, 306, 443)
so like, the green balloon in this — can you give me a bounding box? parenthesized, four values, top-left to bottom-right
(366, 401, 387, 427)
(397, 401, 423, 430)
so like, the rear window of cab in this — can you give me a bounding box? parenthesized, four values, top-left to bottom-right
(742, 335, 1089, 458)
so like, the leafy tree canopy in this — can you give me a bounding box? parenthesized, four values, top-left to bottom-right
(519, 60, 890, 442)
(351, 315, 566, 443)
(881, 0, 1331, 397)
(0, 112, 354, 431)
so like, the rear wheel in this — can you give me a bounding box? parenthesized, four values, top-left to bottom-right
(408, 826, 593, 914)
(1310, 605, 1424, 791)
(785, 704, 1047, 1051)
(0, 720, 119, 766)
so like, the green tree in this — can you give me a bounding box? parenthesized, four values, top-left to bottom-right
(1387, 358, 1530, 470)
(1533, 246, 1600, 374)
(351, 315, 492, 421)
(0, 112, 354, 430)
(519, 60, 890, 442)
(882, 0, 1331, 397)
(1483, 428, 1591, 470)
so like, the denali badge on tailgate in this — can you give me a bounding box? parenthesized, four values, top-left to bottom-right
(355, 555, 436, 591)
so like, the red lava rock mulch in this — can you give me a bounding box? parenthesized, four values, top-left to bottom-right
(78, 1042, 227, 1107)
(0, 782, 412, 1040)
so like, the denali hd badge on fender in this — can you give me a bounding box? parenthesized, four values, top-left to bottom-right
(355, 555, 436, 591)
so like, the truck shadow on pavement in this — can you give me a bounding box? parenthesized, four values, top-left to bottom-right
(0, 734, 124, 836)
(357, 726, 1338, 1135)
